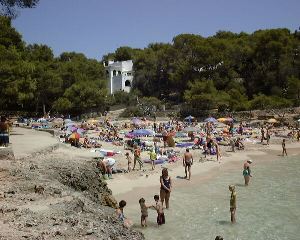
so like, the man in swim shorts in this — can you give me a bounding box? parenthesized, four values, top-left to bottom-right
(183, 148, 193, 180)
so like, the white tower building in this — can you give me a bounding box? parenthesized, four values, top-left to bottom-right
(104, 60, 133, 94)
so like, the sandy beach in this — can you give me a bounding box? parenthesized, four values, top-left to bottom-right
(109, 138, 300, 201)
(1, 124, 300, 240)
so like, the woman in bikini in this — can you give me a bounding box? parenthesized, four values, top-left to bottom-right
(160, 168, 172, 209)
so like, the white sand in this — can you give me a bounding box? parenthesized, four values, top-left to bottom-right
(10, 127, 59, 159)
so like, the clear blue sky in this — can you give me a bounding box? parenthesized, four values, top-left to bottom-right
(12, 0, 300, 60)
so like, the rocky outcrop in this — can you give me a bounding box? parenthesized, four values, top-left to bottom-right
(0, 146, 14, 160)
(0, 147, 144, 240)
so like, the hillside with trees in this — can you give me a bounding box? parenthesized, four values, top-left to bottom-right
(1, 15, 300, 117)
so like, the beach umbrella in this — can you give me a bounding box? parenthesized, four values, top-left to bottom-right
(175, 131, 188, 138)
(267, 118, 278, 123)
(69, 132, 80, 139)
(87, 119, 99, 124)
(52, 118, 63, 122)
(204, 117, 218, 123)
(218, 117, 234, 123)
(184, 115, 195, 122)
(226, 117, 234, 122)
(76, 128, 86, 135)
(217, 118, 227, 123)
(64, 119, 72, 123)
(65, 122, 76, 127)
(182, 126, 201, 133)
(37, 118, 48, 123)
(131, 117, 142, 125)
(132, 129, 155, 136)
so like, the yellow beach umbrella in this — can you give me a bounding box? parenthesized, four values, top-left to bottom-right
(87, 119, 98, 124)
(217, 118, 228, 123)
(267, 118, 277, 123)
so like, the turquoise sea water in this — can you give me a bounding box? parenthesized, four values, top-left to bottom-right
(125, 155, 300, 240)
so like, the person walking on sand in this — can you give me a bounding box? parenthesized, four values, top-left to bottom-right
(215, 141, 221, 163)
(149, 149, 157, 170)
(0, 116, 10, 147)
(261, 127, 265, 143)
(266, 128, 271, 145)
(282, 139, 287, 156)
(160, 168, 172, 209)
(229, 185, 237, 223)
(243, 159, 252, 186)
(125, 152, 132, 172)
(183, 148, 193, 180)
(133, 144, 143, 170)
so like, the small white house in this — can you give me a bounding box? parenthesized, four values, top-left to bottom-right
(104, 60, 133, 94)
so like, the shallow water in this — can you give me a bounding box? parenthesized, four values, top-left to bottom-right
(125, 155, 300, 240)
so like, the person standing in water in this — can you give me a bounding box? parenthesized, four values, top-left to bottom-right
(116, 200, 132, 228)
(160, 168, 172, 209)
(282, 139, 287, 156)
(183, 148, 193, 180)
(152, 195, 165, 226)
(229, 185, 237, 223)
(139, 198, 149, 227)
(243, 159, 253, 186)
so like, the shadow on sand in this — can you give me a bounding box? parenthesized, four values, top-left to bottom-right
(176, 176, 187, 180)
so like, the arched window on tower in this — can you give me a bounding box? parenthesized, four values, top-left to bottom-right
(125, 80, 131, 87)
(113, 70, 116, 76)
(118, 71, 122, 75)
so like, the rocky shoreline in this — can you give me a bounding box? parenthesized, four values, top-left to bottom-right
(0, 140, 144, 240)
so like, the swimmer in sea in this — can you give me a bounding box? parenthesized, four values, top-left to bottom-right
(243, 159, 252, 186)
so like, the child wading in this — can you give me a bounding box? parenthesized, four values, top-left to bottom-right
(139, 198, 149, 227)
(152, 195, 165, 226)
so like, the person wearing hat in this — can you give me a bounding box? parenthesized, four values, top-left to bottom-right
(243, 160, 253, 186)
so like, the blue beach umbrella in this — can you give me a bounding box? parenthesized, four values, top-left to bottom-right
(184, 115, 195, 123)
(132, 129, 154, 136)
(204, 117, 218, 123)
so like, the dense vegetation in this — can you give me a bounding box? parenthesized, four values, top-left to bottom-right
(105, 30, 300, 116)
(0, 0, 39, 18)
(1, 15, 300, 117)
(0, 16, 109, 116)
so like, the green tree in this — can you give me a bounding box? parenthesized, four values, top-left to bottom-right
(0, 0, 39, 18)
